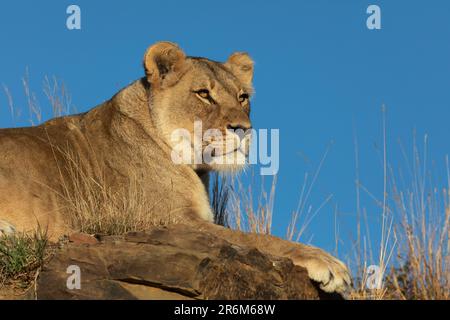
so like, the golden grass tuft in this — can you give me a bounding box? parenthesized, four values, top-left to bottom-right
(56, 147, 179, 236)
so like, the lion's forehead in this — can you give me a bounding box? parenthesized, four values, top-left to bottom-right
(187, 58, 240, 94)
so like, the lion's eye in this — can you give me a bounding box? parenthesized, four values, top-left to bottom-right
(194, 89, 215, 104)
(239, 93, 249, 104)
(195, 89, 211, 100)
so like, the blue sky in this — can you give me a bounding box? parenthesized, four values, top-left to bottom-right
(1, 1, 449, 264)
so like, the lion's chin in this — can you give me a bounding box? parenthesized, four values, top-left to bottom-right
(206, 149, 249, 174)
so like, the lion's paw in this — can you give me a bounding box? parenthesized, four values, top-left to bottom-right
(0, 220, 16, 237)
(292, 248, 352, 295)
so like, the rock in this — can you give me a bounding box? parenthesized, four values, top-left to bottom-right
(68, 232, 99, 245)
(36, 224, 339, 300)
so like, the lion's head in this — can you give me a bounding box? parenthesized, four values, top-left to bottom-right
(143, 41, 253, 172)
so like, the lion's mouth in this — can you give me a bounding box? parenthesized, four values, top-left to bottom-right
(178, 131, 251, 166)
(207, 132, 251, 157)
(208, 137, 251, 158)
(211, 146, 242, 157)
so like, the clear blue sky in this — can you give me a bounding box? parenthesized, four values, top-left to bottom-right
(1, 1, 449, 265)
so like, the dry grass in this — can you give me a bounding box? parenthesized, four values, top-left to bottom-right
(348, 107, 397, 299)
(348, 111, 449, 300)
(2, 70, 74, 127)
(227, 173, 277, 235)
(213, 144, 334, 243)
(58, 148, 177, 235)
(384, 154, 449, 299)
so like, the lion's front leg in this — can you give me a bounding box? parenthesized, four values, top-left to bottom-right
(191, 220, 352, 295)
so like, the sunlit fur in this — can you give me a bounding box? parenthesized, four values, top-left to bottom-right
(149, 55, 254, 173)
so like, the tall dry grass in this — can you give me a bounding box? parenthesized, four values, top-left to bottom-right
(2, 71, 74, 126)
(384, 152, 449, 299)
(348, 111, 449, 300)
(58, 148, 177, 235)
(212, 144, 334, 243)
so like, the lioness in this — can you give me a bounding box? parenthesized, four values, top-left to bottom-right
(0, 42, 350, 294)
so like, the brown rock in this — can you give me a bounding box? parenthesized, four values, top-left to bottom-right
(36, 224, 338, 300)
(68, 232, 99, 245)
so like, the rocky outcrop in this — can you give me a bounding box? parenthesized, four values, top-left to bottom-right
(36, 224, 340, 300)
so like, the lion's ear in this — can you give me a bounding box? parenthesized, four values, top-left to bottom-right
(143, 41, 186, 87)
(225, 52, 254, 86)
